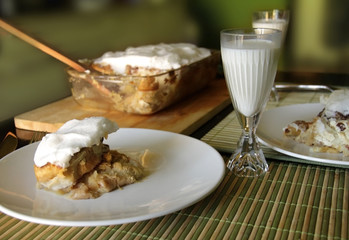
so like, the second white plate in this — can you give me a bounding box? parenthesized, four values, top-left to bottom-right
(257, 103, 349, 166)
(0, 128, 225, 226)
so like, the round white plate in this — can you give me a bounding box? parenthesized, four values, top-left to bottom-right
(257, 103, 349, 166)
(0, 128, 225, 226)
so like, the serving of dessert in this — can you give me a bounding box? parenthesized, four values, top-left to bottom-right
(33, 117, 145, 199)
(283, 90, 349, 156)
(67, 43, 220, 114)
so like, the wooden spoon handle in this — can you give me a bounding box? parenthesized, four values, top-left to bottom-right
(0, 19, 113, 98)
(0, 19, 86, 72)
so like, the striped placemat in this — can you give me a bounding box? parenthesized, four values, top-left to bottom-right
(0, 160, 348, 239)
(201, 91, 349, 168)
(1, 91, 348, 239)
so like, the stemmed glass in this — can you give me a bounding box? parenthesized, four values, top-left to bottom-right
(221, 28, 282, 177)
(252, 9, 290, 102)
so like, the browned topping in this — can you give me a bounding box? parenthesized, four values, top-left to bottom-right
(294, 120, 310, 131)
(334, 112, 349, 120)
(337, 122, 346, 131)
(69, 150, 144, 199)
(125, 64, 164, 76)
(317, 109, 325, 117)
(91, 63, 115, 75)
(125, 65, 137, 75)
(283, 120, 313, 139)
(165, 70, 177, 84)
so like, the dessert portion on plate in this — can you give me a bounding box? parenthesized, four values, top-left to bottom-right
(67, 43, 220, 114)
(34, 117, 145, 199)
(283, 90, 349, 156)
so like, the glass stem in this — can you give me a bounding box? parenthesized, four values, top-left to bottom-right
(227, 112, 269, 177)
(238, 115, 262, 159)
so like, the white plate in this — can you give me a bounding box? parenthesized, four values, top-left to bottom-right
(0, 128, 225, 226)
(257, 103, 349, 166)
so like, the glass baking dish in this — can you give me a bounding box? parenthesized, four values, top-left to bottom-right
(67, 50, 220, 115)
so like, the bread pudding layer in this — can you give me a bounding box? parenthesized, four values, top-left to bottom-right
(69, 150, 144, 199)
(284, 90, 349, 156)
(34, 143, 106, 192)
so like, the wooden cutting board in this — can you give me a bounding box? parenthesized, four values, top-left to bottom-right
(15, 78, 230, 139)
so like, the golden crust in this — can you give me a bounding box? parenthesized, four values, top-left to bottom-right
(34, 163, 64, 185)
(34, 143, 106, 192)
(91, 63, 115, 75)
(138, 77, 159, 91)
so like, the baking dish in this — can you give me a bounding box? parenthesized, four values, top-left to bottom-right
(67, 50, 220, 114)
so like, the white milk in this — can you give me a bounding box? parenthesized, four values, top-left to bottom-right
(221, 39, 280, 117)
(253, 19, 288, 41)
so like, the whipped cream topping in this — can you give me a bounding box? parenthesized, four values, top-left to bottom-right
(93, 43, 211, 75)
(34, 117, 118, 168)
(320, 90, 349, 117)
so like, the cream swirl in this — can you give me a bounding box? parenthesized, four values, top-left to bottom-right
(34, 117, 118, 168)
(320, 90, 349, 117)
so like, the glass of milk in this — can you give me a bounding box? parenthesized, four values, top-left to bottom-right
(220, 28, 282, 177)
(253, 9, 289, 102)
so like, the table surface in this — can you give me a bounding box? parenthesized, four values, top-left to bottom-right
(1, 73, 348, 240)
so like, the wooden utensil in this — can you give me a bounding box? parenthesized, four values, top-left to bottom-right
(0, 18, 112, 97)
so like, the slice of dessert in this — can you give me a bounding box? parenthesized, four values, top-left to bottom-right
(283, 90, 349, 156)
(33, 117, 118, 194)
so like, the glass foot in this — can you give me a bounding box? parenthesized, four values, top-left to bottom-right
(227, 149, 268, 177)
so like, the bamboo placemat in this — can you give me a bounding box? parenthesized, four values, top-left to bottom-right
(201, 91, 349, 168)
(1, 91, 349, 239)
(0, 160, 348, 239)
